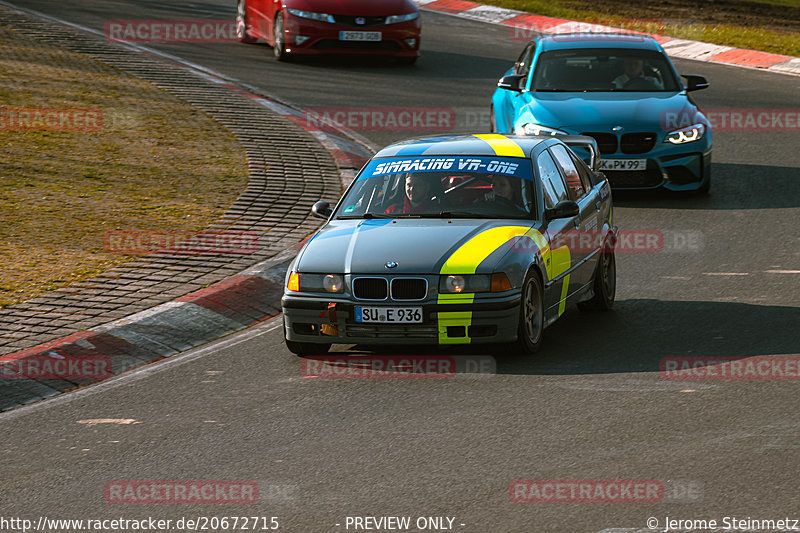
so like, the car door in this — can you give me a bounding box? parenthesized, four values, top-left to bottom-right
(536, 149, 581, 316)
(246, 0, 273, 41)
(265, 0, 280, 43)
(549, 144, 599, 288)
(573, 148, 610, 278)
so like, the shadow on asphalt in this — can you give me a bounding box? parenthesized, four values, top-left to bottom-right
(319, 299, 799, 376)
(613, 162, 800, 210)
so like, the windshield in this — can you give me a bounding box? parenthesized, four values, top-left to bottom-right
(335, 155, 536, 219)
(532, 48, 680, 92)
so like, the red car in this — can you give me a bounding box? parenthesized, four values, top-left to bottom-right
(236, 0, 421, 63)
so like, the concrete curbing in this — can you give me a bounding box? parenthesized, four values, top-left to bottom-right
(0, 243, 301, 411)
(414, 0, 800, 76)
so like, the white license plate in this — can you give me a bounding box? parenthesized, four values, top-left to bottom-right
(355, 306, 422, 323)
(598, 159, 647, 171)
(339, 31, 382, 41)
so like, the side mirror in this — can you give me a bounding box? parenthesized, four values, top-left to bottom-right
(498, 74, 525, 92)
(545, 200, 580, 221)
(682, 74, 709, 92)
(311, 200, 333, 219)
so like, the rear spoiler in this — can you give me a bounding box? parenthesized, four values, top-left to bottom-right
(559, 135, 599, 172)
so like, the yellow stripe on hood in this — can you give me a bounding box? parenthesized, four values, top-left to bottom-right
(473, 134, 525, 158)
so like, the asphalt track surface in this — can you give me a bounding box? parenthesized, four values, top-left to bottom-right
(2, 2, 800, 532)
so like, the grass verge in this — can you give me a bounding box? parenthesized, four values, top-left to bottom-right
(479, 0, 800, 58)
(0, 25, 248, 308)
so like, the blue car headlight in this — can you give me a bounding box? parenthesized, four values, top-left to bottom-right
(287, 9, 335, 23)
(515, 123, 567, 136)
(385, 12, 419, 24)
(664, 123, 705, 144)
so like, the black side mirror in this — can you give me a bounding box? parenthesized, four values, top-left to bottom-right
(545, 200, 580, 221)
(311, 200, 333, 219)
(498, 74, 525, 92)
(682, 74, 709, 92)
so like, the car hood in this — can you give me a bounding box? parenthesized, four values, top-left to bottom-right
(521, 92, 699, 132)
(285, 0, 416, 16)
(296, 218, 536, 274)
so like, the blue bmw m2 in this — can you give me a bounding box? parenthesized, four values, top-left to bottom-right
(491, 33, 712, 193)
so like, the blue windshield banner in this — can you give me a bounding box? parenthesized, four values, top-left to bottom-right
(361, 156, 533, 181)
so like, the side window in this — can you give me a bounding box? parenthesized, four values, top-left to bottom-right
(550, 145, 585, 201)
(537, 151, 568, 208)
(568, 151, 595, 191)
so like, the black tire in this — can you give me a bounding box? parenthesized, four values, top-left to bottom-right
(579, 238, 616, 311)
(236, 0, 258, 43)
(273, 12, 291, 61)
(514, 270, 545, 354)
(285, 339, 331, 356)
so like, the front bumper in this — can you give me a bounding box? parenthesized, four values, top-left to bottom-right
(282, 293, 520, 346)
(590, 138, 712, 191)
(284, 16, 420, 57)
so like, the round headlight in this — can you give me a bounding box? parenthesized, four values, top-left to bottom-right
(444, 275, 465, 293)
(323, 274, 343, 293)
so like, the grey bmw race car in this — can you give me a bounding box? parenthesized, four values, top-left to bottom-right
(282, 133, 617, 355)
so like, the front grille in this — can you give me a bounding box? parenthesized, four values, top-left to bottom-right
(332, 15, 387, 27)
(391, 278, 427, 300)
(345, 324, 437, 338)
(621, 132, 657, 154)
(353, 277, 388, 300)
(604, 169, 663, 188)
(312, 39, 401, 51)
(582, 132, 617, 154)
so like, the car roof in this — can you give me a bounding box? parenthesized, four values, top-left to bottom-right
(372, 134, 553, 158)
(534, 32, 662, 52)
